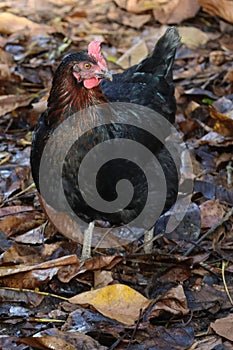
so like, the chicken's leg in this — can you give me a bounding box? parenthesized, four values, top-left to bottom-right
(81, 221, 95, 259)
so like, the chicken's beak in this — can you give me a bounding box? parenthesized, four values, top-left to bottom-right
(97, 70, 113, 81)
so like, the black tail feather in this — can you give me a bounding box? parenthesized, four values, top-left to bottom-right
(136, 27, 180, 81)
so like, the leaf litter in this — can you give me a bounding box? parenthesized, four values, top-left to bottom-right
(0, 0, 233, 349)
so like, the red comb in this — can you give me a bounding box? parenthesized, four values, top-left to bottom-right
(88, 40, 107, 70)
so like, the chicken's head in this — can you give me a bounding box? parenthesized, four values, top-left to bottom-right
(72, 41, 112, 89)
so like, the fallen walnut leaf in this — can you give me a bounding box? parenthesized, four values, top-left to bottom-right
(69, 284, 151, 325)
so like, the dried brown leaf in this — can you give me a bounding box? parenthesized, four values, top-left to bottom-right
(84, 255, 123, 271)
(94, 270, 113, 289)
(153, 0, 200, 24)
(115, 0, 167, 13)
(0, 255, 79, 278)
(1, 267, 61, 289)
(116, 40, 148, 69)
(0, 94, 34, 117)
(108, 7, 151, 28)
(14, 225, 45, 244)
(0, 12, 53, 35)
(210, 106, 233, 137)
(0, 64, 11, 80)
(20, 335, 77, 350)
(211, 314, 233, 341)
(0, 206, 34, 218)
(200, 199, 225, 228)
(0, 210, 44, 237)
(178, 26, 209, 49)
(0, 254, 80, 288)
(149, 285, 189, 318)
(200, 0, 233, 24)
(20, 329, 108, 350)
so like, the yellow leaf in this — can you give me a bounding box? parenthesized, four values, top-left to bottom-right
(69, 284, 151, 325)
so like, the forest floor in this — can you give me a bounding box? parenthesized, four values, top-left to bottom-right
(0, 1, 233, 349)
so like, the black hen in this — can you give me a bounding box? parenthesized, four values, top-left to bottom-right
(31, 27, 180, 239)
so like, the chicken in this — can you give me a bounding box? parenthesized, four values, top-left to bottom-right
(30, 27, 180, 257)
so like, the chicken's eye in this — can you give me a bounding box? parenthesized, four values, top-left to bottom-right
(84, 63, 91, 70)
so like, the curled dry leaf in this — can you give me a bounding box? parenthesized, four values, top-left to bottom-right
(200, 0, 233, 24)
(0, 255, 80, 288)
(148, 285, 189, 319)
(210, 106, 233, 137)
(0, 255, 79, 278)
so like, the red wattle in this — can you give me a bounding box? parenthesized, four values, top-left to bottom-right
(84, 77, 102, 89)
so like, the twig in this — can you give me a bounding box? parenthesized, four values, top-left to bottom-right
(29, 317, 65, 323)
(222, 261, 233, 306)
(0, 182, 36, 207)
(0, 286, 69, 301)
(126, 309, 143, 350)
(133, 232, 165, 254)
(109, 334, 128, 350)
(194, 118, 212, 133)
(226, 161, 233, 188)
(184, 206, 233, 256)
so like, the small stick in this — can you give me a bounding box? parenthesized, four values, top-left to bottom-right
(222, 261, 233, 306)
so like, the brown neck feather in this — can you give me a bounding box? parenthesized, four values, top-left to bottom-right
(45, 70, 107, 128)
